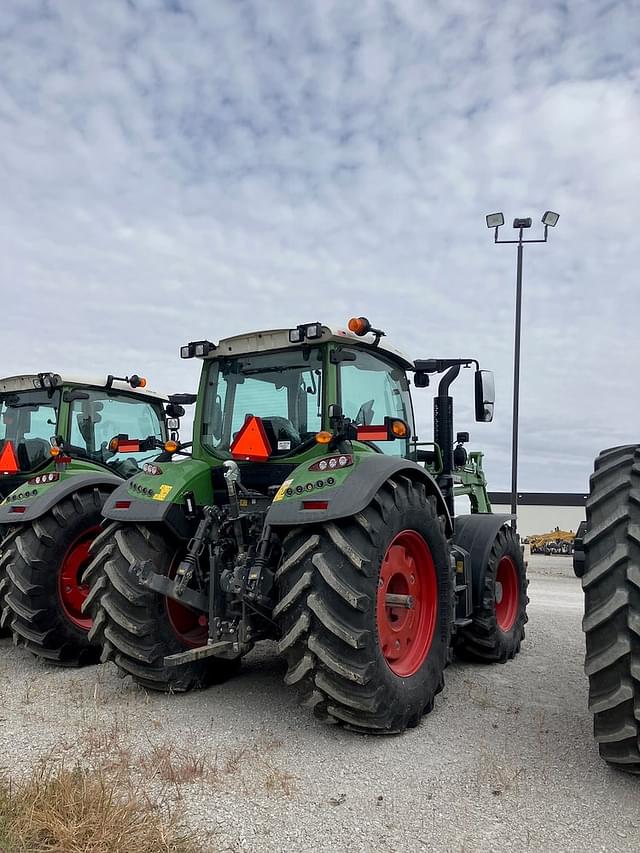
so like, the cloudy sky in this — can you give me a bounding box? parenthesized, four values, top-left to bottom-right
(1, 0, 638, 492)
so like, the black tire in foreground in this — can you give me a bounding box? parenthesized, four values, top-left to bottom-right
(455, 525, 528, 663)
(0, 526, 18, 637)
(582, 444, 640, 773)
(4, 489, 109, 666)
(83, 522, 241, 692)
(275, 475, 452, 732)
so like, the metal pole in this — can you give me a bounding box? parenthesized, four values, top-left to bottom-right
(510, 239, 524, 530)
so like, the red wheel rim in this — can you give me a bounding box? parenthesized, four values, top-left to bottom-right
(57, 527, 100, 631)
(495, 555, 519, 632)
(376, 530, 438, 677)
(165, 555, 208, 648)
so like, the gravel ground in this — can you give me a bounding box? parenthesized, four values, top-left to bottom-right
(0, 554, 638, 853)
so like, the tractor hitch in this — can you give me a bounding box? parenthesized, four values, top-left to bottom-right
(129, 559, 208, 613)
(164, 639, 240, 666)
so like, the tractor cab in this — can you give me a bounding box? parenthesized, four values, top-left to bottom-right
(181, 319, 494, 515)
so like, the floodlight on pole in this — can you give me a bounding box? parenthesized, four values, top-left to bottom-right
(485, 211, 560, 531)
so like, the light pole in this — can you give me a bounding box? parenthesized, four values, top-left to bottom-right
(485, 211, 560, 531)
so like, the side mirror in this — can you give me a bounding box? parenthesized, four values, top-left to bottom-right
(474, 370, 495, 422)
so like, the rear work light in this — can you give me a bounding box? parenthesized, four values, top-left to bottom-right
(28, 472, 60, 485)
(309, 455, 352, 472)
(289, 322, 323, 344)
(181, 340, 216, 359)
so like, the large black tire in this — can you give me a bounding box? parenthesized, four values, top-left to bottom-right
(0, 526, 18, 637)
(455, 526, 528, 663)
(4, 489, 110, 666)
(582, 445, 640, 773)
(83, 522, 241, 692)
(275, 475, 452, 732)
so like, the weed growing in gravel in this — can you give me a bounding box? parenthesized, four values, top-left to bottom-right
(0, 759, 199, 853)
(141, 744, 209, 787)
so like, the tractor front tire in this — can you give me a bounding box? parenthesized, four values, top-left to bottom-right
(4, 489, 109, 666)
(582, 445, 640, 773)
(276, 476, 452, 732)
(455, 525, 528, 663)
(83, 522, 241, 692)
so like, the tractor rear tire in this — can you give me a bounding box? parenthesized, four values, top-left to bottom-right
(0, 527, 18, 637)
(455, 526, 528, 663)
(581, 445, 640, 773)
(275, 475, 452, 732)
(83, 522, 241, 692)
(4, 489, 109, 666)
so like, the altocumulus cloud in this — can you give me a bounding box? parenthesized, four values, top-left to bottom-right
(0, 0, 638, 490)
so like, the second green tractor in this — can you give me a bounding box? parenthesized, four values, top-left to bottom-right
(0, 372, 172, 664)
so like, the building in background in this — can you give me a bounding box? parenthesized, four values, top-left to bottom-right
(456, 492, 586, 539)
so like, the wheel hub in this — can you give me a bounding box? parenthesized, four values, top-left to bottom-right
(57, 527, 100, 631)
(495, 556, 519, 632)
(375, 530, 438, 677)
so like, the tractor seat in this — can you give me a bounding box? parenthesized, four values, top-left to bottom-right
(20, 438, 51, 470)
(261, 417, 302, 454)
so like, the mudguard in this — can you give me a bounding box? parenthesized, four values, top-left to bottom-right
(0, 471, 122, 525)
(452, 513, 512, 605)
(101, 458, 215, 540)
(266, 454, 453, 534)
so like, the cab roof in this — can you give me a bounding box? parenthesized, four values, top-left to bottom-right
(0, 374, 167, 403)
(209, 324, 414, 370)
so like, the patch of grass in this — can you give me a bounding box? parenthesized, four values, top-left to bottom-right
(141, 744, 208, 787)
(0, 760, 199, 853)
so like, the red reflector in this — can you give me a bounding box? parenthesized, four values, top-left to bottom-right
(0, 442, 19, 474)
(302, 500, 329, 511)
(117, 441, 140, 453)
(356, 425, 389, 442)
(230, 416, 272, 462)
(114, 500, 131, 509)
(10, 506, 27, 513)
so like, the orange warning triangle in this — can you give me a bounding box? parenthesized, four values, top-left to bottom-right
(230, 416, 272, 462)
(0, 441, 19, 474)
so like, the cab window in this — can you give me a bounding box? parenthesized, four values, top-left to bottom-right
(69, 391, 164, 471)
(0, 390, 60, 472)
(339, 349, 413, 457)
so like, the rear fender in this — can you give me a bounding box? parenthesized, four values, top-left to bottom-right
(452, 513, 512, 606)
(101, 458, 214, 540)
(266, 454, 452, 534)
(0, 471, 123, 525)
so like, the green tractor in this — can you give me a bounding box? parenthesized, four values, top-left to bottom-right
(84, 319, 528, 731)
(0, 371, 175, 665)
(574, 446, 640, 773)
